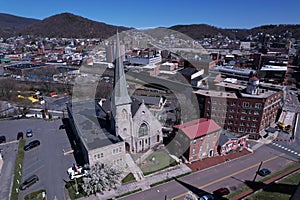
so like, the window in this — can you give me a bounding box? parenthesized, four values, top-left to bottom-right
(192, 148, 196, 154)
(231, 101, 236, 106)
(240, 122, 245, 126)
(255, 103, 262, 109)
(242, 109, 246, 114)
(254, 111, 259, 115)
(238, 127, 244, 132)
(241, 115, 246, 120)
(138, 123, 148, 137)
(193, 139, 197, 145)
(122, 109, 128, 119)
(243, 102, 249, 108)
(200, 136, 204, 141)
(199, 146, 203, 152)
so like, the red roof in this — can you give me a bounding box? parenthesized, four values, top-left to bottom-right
(173, 118, 221, 139)
(249, 76, 259, 81)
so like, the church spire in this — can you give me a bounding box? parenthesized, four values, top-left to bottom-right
(112, 30, 132, 107)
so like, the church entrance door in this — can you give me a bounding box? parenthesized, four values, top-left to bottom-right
(125, 142, 130, 153)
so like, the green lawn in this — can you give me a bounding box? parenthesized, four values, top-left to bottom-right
(122, 173, 136, 184)
(139, 151, 177, 175)
(65, 178, 86, 200)
(246, 172, 300, 200)
(24, 190, 46, 200)
(10, 139, 26, 200)
(228, 162, 300, 200)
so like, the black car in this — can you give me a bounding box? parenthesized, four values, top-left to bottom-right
(19, 175, 39, 190)
(24, 140, 40, 151)
(0, 136, 6, 144)
(258, 168, 271, 176)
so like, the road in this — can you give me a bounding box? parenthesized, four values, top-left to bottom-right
(120, 145, 297, 200)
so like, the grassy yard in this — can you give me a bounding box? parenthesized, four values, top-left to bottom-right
(24, 190, 46, 200)
(10, 139, 26, 200)
(227, 162, 300, 199)
(139, 151, 177, 176)
(65, 178, 86, 200)
(245, 172, 300, 200)
(122, 173, 136, 184)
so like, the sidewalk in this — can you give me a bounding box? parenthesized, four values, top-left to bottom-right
(77, 163, 191, 200)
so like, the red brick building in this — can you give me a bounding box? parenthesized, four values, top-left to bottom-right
(172, 118, 221, 162)
(194, 77, 282, 139)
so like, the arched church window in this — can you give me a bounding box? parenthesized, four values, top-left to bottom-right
(138, 123, 148, 137)
(122, 109, 128, 119)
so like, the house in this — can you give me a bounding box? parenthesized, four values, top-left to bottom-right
(171, 118, 221, 163)
(217, 131, 249, 156)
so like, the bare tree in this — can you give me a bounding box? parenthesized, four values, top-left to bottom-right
(81, 162, 123, 195)
(184, 191, 198, 200)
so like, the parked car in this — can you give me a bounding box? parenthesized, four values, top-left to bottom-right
(17, 132, 24, 140)
(213, 187, 230, 196)
(59, 124, 66, 129)
(0, 136, 6, 144)
(19, 175, 39, 190)
(24, 140, 40, 151)
(67, 164, 89, 180)
(26, 129, 33, 137)
(258, 168, 271, 176)
(199, 194, 215, 200)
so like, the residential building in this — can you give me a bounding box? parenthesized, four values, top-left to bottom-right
(218, 131, 249, 156)
(171, 118, 221, 162)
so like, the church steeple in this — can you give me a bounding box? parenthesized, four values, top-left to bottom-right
(112, 31, 132, 107)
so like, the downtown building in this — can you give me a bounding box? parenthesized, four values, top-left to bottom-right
(194, 76, 282, 139)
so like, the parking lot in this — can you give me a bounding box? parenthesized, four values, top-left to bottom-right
(0, 118, 75, 200)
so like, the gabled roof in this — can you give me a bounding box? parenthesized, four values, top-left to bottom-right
(173, 118, 221, 139)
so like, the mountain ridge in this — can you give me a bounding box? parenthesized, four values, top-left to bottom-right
(1, 12, 300, 40)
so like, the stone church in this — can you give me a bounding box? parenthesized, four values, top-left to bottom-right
(67, 31, 163, 170)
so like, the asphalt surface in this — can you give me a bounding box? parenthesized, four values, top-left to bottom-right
(0, 140, 19, 200)
(119, 145, 297, 200)
(0, 118, 75, 200)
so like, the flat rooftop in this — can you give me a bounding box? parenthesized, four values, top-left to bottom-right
(239, 88, 277, 99)
(69, 100, 122, 151)
(193, 89, 238, 99)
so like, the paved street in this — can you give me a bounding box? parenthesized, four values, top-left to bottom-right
(115, 145, 297, 200)
(0, 118, 75, 200)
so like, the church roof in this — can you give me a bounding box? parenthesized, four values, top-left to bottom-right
(173, 118, 221, 139)
(68, 100, 123, 151)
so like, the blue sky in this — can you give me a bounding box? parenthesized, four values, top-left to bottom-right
(0, 0, 299, 29)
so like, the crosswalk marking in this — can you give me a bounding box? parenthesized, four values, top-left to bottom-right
(272, 142, 300, 157)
